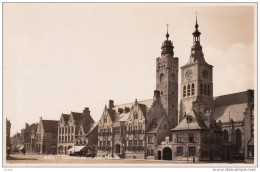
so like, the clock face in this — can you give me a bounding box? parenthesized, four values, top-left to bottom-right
(185, 69, 193, 80)
(203, 69, 208, 79)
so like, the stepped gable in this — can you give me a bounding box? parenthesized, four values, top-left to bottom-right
(42, 120, 59, 132)
(212, 91, 249, 122)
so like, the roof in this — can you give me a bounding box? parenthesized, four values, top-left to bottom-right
(172, 110, 209, 131)
(101, 99, 153, 125)
(147, 116, 164, 133)
(42, 120, 59, 132)
(213, 91, 248, 107)
(212, 91, 249, 123)
(62, 114, 70, 122)
(86, 122, 98, 135)
(118, 113, 130, 122)
(212, 103, 248, 123)
(71, 112, 83, 122)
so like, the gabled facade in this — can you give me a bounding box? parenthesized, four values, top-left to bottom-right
(57, 107, 97, 154)
(36, 117, 59, 154)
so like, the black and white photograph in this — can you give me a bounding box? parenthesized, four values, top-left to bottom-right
(3, 2, 257, 169)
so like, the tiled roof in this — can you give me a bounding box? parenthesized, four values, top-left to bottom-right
(62, 114, 70, 122)
(86, 122, 98, 135)
(147, 116, 164, 133)
(118, 113, 130, 122)
(172, 110, 209, 131)
(42, 120, 59, 132)
(110, 99, 153, 123)
(213, 91, 248, 107)
(71, 112, 83, 122)
(212, 103, 248, 123)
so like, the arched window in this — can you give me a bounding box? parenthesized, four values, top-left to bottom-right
(223, 130, 229, 143)
(200, 83, 203, 95)
(235, 129, 242, 152)
(160, 74, 164, 82)
(187, 84, 191, 96)
(183, 86, 186, 97)
(208, 85, 210, 96)
(204, 84, 207, 95)
(192, 84, 195, 95)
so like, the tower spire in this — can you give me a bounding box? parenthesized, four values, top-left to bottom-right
(193, 10, 201, 42)
(166, 24, 169, 40)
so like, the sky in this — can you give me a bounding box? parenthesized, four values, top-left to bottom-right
(3, 3, 256, 136)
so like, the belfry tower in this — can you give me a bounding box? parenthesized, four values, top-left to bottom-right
(156, 25, 179, 128)
(179, 16, 214, 122)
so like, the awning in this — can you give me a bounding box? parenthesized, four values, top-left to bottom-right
(67, 146, 86, 153)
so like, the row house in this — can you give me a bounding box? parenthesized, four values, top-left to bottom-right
(57, 107, 98, 154)
(36, 117, 59, 154)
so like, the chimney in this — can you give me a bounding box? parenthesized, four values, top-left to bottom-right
(25, 123, 29, 129)
(83, 107, 90, 116)
(109, 100, 114, 109)
(153, 90, 160, 101)
(39, 117, 42, 122)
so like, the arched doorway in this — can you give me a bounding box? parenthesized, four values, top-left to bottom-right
(115, 144, 120, 154)
(163, 147, 172, 160)
(158, 150, 161, 160)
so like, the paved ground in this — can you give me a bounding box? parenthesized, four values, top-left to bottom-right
(5, 154, 251, 166)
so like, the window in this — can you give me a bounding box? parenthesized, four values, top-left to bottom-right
(148, 136, 153, 143)
(134, 113, 138, 119)
(103, 141, 106, 146)
(187, 84, 191, 96)
(183, 86, 186, 97)
(189, 134, 196, 143)
(192, 84, 195, 95)
(160, 74, 164, 82)
(129, 140, 133, 146)
(107, 141, 110, 146)
(177, 147, 183, 156)
(200, 83, 203, 95)
(204, 84, 207, 95)
(139, 140, 143, 146)
(189, 147, 196, 157)
(104, 117, 107, 123)
(147, 148, 154, 156)
(134, 140, 138, 146)
(208, 85, 210, 96)
(177, 134, 184, 143)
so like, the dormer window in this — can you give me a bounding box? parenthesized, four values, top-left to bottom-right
(104, 117, 107, 123)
